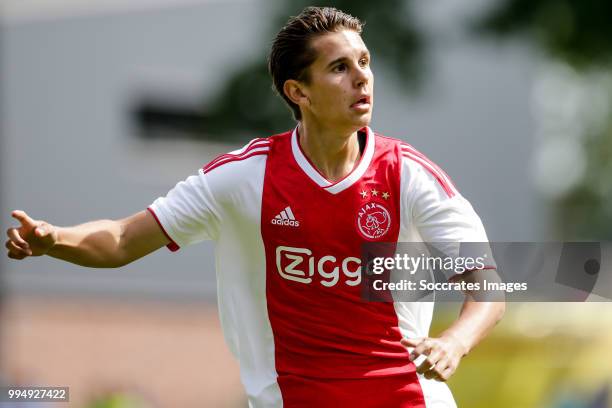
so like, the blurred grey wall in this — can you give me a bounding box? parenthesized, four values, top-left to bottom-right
(1, 0, 544, 300)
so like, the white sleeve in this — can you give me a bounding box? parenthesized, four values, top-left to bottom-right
(148, 168, 222, 251)
(404, 157, 488, 243)
(402, 155, 496, 272)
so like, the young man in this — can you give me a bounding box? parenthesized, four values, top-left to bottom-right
(6, 7, 504, 408)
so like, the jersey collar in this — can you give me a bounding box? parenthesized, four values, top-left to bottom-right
(291, 125, 375, 195)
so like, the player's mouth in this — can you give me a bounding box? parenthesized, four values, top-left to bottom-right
(350, 95, 371, 112)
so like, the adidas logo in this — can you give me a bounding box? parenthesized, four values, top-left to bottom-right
(271, 206, 300, 227)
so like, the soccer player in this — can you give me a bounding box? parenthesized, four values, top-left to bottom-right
(5, 7, 504, 407)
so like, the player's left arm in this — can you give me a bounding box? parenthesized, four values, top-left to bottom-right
(402, 155, 505, 381)
(401, 278, 505, 382)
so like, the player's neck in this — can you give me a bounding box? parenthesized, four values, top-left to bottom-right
(297, 121, 361, 183)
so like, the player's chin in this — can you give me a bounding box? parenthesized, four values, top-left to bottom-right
(348, 110, 372, 128)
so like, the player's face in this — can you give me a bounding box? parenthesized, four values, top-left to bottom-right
(301, 30, 373, 132)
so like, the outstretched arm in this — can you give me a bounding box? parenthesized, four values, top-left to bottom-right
(5, 209, 169, 268)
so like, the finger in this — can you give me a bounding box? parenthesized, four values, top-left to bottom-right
(8, 250, 26, 260)
(6, 228, 29, 249)
(416, 349, 444, 375)
(11, 210, 35, 227)
(440, 365, 456, 381)
(7, 240, 32, 257)
(410, 339, 433, 361)
(415, 349, 442, 374)
(424, 369, 440, 380)
(427, 365, 450, 381)
(401, 338, 422, 348)
(431, 358, 450, 377)
(432, 357, 456, 380)
(423, 348, 444, 368)
(416, 357, 435, 374)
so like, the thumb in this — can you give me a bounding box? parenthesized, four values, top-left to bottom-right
(401, 338, 423, 348)
(12, 210, 35, 227)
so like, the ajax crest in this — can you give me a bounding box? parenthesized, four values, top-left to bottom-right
(357, 202, 391, 240)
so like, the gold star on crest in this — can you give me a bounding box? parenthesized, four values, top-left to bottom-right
(371, 189, 379, 197)
(360, 190, 368, 198)
(382, 192, 390, 200)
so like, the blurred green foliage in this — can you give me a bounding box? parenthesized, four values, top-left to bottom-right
(473, 0, 612, 239)
(472, 0, 612, 68)
(557, 120, 612, 239)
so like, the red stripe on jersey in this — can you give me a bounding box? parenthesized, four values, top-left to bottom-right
(204, 139, 270, 170)
(402, 151, 456, 198)
(146, 207, 180, 252)
(401, 144, 457, 191)
(205, 145, 270, 171)
(203, 139, 270, 172)
(204, 150, 269, 174)
(401, 144, 455, 186)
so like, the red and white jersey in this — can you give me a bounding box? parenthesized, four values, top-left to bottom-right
(148, 127, 490, 408)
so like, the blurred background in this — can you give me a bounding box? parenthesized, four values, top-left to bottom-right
(1, 0, 610, 406)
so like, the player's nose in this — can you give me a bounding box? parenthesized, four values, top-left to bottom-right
(354, 65, 371, 89)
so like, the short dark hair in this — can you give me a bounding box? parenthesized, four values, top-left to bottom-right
(268, 7, 363, 121)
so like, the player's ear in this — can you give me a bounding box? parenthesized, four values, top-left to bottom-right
(283, 79, 310, 107)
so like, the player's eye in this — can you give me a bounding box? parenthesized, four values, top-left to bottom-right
(359, 57, 369, 67)
(333, 63, 347, 73)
